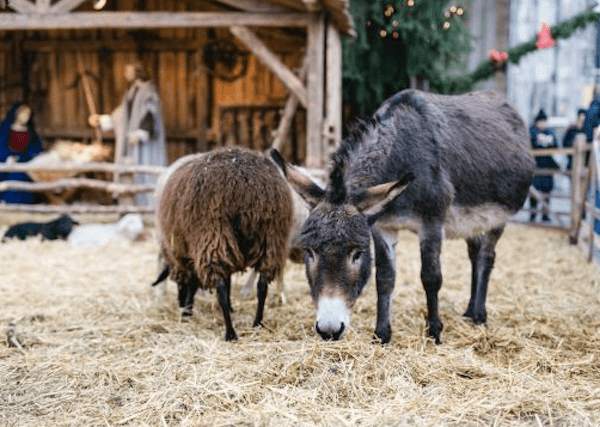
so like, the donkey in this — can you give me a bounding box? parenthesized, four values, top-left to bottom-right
(271, 89, 535, 344)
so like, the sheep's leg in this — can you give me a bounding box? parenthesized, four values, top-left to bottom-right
(225, 276, 234, 313)
(253, 274, 269, 327)
(275, 271, 286, 306)
(217, 277, 237, 341)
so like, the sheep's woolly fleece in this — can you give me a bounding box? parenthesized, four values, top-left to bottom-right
(1, 216, 599, 427)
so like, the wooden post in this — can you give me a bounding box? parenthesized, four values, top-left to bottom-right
(305, 12, 325, 168)
(325, 21, 342, 155)
(194, 33, 209, 153)
(587, 146, 596, 262)
(569, 133, 586, 243)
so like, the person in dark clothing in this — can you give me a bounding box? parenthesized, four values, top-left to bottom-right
(530, 109, 559, 222)
(0, 101, 44, 204)
(562, 108, 587, 171)
(583, 95, 600, 143)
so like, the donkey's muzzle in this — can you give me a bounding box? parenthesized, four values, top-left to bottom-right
(315, 321, 345, 341)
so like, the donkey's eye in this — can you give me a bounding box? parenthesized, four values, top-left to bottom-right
(351, 250, 363, 263)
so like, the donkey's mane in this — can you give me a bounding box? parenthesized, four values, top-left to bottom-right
(326, 116, 383, 204)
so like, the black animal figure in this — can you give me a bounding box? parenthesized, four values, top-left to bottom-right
(2, 214, 79, 242)
(272, 89, 535, 344)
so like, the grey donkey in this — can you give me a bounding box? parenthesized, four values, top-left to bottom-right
(271, 89, 535, 344)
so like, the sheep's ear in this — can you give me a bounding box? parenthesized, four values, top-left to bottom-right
(353, 172, 414, 219)
(269, 149, 325, 208)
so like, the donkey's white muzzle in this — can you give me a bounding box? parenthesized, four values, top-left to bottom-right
(315, 297, 350, 341)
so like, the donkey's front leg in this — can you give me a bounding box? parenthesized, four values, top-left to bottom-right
(419, 222, 444, 344)
(372, 227, 397, 344)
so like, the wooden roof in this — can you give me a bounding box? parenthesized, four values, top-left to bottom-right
(0, 0, 355, 37)
(260, 0, 355, 37)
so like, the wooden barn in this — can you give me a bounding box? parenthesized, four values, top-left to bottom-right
(0, 0, 354, 175)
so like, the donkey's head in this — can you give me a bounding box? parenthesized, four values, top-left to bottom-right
(270, 149, 413, 341)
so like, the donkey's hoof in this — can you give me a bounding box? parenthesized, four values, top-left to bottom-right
(427, 319, 443, 345)
(374, 324, 392, 345)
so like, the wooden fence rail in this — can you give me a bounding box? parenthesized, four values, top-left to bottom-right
(569, 130, 600, 267)
(519, 134, 592, 233)
(0, 161, 167, 215)
(0, 162, 166, 175)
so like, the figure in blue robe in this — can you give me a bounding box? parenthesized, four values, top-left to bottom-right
(0, 101, 44, 204)
(530, 109, 558, 222)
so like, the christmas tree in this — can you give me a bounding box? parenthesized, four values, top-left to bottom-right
(342, 0, 472, 116)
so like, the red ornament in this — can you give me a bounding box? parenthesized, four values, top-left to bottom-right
(536, 22, 555, 49)
(490, 50, 509, 69)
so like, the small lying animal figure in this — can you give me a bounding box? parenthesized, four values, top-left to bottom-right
(151, 147, 293, 341)
(2, 214, 79, 242)
(68, 213, 145, 248)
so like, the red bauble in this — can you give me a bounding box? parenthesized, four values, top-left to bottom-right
(536, 22, 555, 49)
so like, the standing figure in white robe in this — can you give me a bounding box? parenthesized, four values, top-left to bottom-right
(89, 62, 167, 206)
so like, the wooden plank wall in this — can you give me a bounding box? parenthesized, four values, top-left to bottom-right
(0, 0, 306, 164)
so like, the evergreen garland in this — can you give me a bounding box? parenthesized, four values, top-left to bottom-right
(430, 9, 600, 93)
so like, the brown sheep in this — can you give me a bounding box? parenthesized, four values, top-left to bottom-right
(153, 147, 293, 341)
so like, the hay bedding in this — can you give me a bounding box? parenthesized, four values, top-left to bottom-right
(0, 220, 599, 427)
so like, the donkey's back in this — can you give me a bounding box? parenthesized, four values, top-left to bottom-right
(373, 89, 535, 238)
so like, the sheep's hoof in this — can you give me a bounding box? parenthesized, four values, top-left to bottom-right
(252, 320, 264, 328)
(225, 329, 238, 341)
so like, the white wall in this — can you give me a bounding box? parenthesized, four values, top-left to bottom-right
(506, 0, 597, 128)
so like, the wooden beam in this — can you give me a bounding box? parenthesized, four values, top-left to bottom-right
(7, 0, 37, 13)
(262, 0, 305, 10)
(305, 13, 325, 167)
(39, 126, 203, 140)
(212, 0, 291, 12)
(569, 134, 587, 243)
(48, 0, 88, 14)
(0, 11, 310, 30)
(0, 162, 166, 174)
(325, 21, 342, 151)
(19, 32, 305, 53)
(229, 25, 307, 108)
(0, 178, 155, 194)
(302, 0, 321, 11)
(36, 0, 50, 12)
(272, 56, 308, 152)
(0, 203, 155, 214)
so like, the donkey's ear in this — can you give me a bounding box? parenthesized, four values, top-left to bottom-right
(269, 149, 325, 208)
(353, 172, 414, 217)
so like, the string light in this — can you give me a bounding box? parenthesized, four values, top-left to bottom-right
(443, 21, 451, 30)
(384, 4, 395, 17)
(380, 28, 388, 37)
(392, 19, 399, 28)
(407, 0, 415, 7)
(392, 31, 400, 38)
(456, 7, 464, 16)
(444, 11, 451, 18)
(450, 5, 457, 13)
